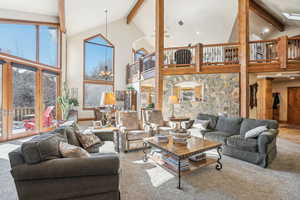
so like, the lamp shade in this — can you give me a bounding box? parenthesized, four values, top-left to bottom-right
(101, 92, 116, 105)
(169, 96, 179, 104)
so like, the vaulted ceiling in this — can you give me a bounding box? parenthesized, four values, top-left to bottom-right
(0, 0, 299, 45)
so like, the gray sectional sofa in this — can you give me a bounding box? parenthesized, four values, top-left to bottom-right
(188, 114, 278, 168)
(8, 123, 120, 200)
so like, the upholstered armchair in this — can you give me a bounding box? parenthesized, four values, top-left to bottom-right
(118, 111, 151, 152)
(143, 110, 174, 135)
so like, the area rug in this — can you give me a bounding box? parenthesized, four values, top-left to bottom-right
(1, 138, 300, 200)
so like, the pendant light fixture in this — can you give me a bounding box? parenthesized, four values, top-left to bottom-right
(99, 9, 113, 80)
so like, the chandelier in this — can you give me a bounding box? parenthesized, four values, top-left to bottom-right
(99, 9, 113, 81)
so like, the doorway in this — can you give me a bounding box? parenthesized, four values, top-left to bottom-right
(288, 87, 300, 125)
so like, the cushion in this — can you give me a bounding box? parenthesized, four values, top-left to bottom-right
(119, 112, 139, 130)
(76, 132, 103, 149)
(216, 116, 243, 135)
(245, 126, 268, 139)
(127, 130, 148, 140)
(196, 113, 219, 129)
(148, 110, 164, 126)
(240, 119, 278, 138)
(21, 134, 65, 164)
(204, 131, 235, 144)
(85, 143, 103, 153)
(227, 135, 258, 152)
(59, 142, 90, 158)
(192, 119, 210, 130)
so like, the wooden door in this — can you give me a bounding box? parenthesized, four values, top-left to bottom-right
(288, 87, 300, 125)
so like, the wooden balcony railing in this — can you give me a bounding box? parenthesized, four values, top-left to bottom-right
(249, 39, 279, 63)
(203, 43, 240, 65)
(288, 37, 300, 62)
(126, 35, 300, 83)
(163, 46, 196, 68)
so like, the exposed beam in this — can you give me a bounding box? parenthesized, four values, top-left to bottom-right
(58, 0, 66, 33)
(155, 0, 164, 110)
(239, 0, 250, 118)
(127, 0, 145, 24)
(249, 0, 284, 32)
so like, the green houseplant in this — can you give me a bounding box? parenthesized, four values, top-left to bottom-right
(57, 82, 79, 120)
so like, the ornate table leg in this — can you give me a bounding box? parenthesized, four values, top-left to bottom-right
(143, 141, 148, 162)
(216, 146, 223, 171)
(177, 158, 182, 189)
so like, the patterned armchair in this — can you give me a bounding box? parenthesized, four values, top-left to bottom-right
(118, 111, 151, 152)
(143, 110, 174, 135)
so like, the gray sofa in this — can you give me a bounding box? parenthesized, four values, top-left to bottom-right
(8, 123, 120, 200)
(188, 114, 278, 168)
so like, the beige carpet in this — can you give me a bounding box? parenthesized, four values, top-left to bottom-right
(1, 138, 300, 200)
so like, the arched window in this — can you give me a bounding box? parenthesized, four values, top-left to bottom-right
(133, 48, 148, 62)
(83, 34, 114, 109)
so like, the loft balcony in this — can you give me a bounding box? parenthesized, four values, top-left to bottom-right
(126, 36, 300, 83)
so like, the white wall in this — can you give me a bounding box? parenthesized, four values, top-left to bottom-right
(66, 18, 146, 119)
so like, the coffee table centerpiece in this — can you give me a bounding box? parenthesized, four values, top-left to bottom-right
(143, 136, 222, 189)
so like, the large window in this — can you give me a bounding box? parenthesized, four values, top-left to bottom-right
(84, 34, 114, 109)
(0, 23, 59, 67)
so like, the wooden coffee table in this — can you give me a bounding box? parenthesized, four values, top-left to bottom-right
(143, 136, 222, 189)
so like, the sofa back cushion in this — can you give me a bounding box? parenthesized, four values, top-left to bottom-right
(215, 116, 243, 135)
(240, 119, 278, 138)
(119, 111, 140, 130)
(56, 121, 81, 146)
(8, 147, 25, 168)
(21, 133, 66, 164)
(148, 110, 164, 126)
(196, 113, 218, 129)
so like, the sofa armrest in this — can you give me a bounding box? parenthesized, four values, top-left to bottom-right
(258, 129, 278, 154)
(11, 153, 119, 181)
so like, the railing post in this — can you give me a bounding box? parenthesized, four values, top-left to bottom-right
(139, 58, 143, 80)
(126, 64, 130, 84)
(278, 35, 288, 69)
(195, 43, 203, 72)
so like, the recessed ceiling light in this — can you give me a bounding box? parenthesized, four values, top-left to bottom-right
(196, 31, 200, 35)
(283, 12, 300, 21)
(276, 73, 282, 76)
(290, 77, 296, 80)
(263, 28, 270, 33)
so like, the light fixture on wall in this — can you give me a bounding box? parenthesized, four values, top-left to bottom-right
(99, 9, 113, 81)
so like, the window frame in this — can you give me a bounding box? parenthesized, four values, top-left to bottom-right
(0, 19, 61, 68)
(83, 33, 115, 110)
(133, 48, 148, 62)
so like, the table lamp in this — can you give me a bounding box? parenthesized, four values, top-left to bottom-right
(169, 95, 179, 118)
(100, 92, 116, 126)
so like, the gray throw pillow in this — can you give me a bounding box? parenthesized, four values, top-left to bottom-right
(245, 126, 268, 139)
(59, 142, 90, 158)
(76, 131, 103, 149)
(21, 134, 64, 164)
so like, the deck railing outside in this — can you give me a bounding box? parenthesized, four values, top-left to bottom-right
(14, 107, 35, 121)
(288, 37, 300, 61)
(249, 39, 279, 63)
(203, 43, 240, 65)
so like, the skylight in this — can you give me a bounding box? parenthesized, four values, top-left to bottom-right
(283, 13, 300, 21)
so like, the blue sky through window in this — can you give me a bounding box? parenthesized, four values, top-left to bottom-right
(0, 23, 58, 67)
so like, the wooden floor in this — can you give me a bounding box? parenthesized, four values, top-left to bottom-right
(279, 125, 300, 145)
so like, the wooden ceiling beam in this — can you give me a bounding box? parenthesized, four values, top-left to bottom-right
(249, 0, 284, 32)
(58, 0, 66, 33)
(127, 0, 145, 24)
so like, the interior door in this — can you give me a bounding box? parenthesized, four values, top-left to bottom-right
(288, 87, 300, 125)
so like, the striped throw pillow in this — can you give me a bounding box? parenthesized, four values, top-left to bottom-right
(245, 126, 268, 139)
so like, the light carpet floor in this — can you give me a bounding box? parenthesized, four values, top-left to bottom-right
(0, 138, 300, 200)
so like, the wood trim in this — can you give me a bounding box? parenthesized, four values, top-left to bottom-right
(58, 0, 66, 33)
(0, 18, 59, 26)
(155, 0, 164, 110)
(249, 0, 284, 32)
(278, 36, 288, 69)
(84, 80, 114, 85)
(1, 63, 10, 140)
(203, 42, 240, 47)
(84, 33, 114, 47)
(239, 0, 250, 118)
(78, 117, 95, 121)
(127, 0, 145, 24)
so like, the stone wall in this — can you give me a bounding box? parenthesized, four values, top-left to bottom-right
(163, 73, 240, 119)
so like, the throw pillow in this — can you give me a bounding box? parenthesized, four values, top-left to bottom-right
(192, 120, 210, 130)
(59, 142, 90, 158)
(76, 131, 103, 149)
(245, 126, 268, 139)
